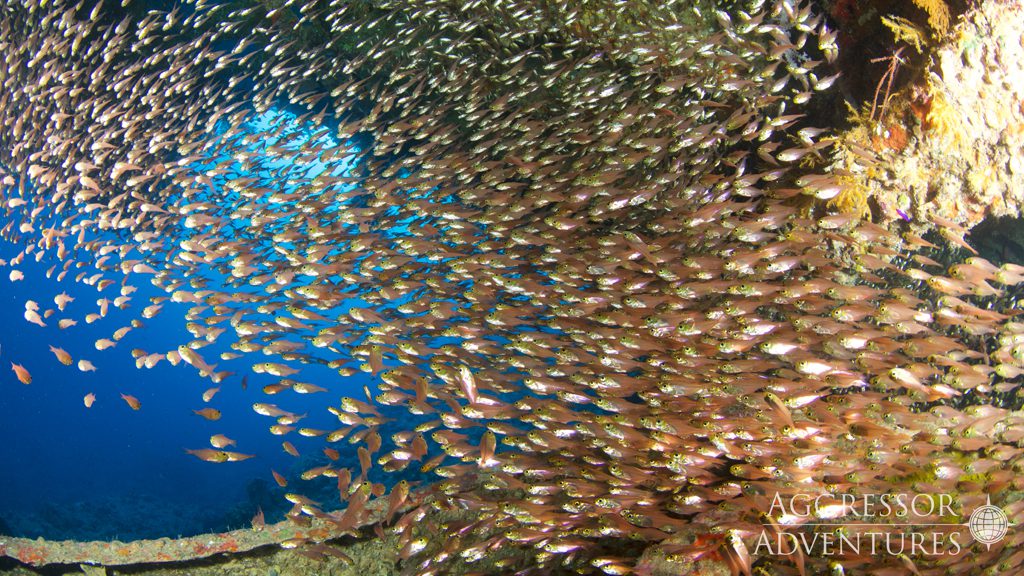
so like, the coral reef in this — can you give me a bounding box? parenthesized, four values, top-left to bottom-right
(821, 0, 964, 110)
(911, 0, 953, 35)
(829, 0, 1024, 228)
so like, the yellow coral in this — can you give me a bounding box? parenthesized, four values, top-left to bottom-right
(882, 15, 927, 53)
(912, 0, 951, 35)
(828, 174, 872, 219)
(923, 87, 960, 145)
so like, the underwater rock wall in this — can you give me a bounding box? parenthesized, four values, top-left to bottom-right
(832, 0, 1024, 228)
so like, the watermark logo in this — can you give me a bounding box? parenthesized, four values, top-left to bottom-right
(757, 492, 1013, 557)
(967, 496, 1008, 549)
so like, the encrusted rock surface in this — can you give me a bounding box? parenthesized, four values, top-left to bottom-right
(840, 0, 1024, 228)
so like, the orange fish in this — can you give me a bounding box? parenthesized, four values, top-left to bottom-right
(272, 469, 288, 487)
(194, 407, 222, 420)
(368, 345, 383, 374)
(252, 403, 289, 417)
(121, 393, 141, 410)
(78, 359, 97, 372)
(24, 308, 46, 327)
(263, 383, 289, 395)
(49, 345, 72, 365)
(84, 393, 96, 408)
(11, 363, 31, 384)
(336, 468, 352, 497)
(94, 338, 116, 350)
(282, 441, 300, 457)
(420, 453, 445, 473)
(478, 430, 498, 467)
(251, 507, 265, 531)
(210, 434, 236, 448)
(255, 362, 300, 377)
(386, 480, 410, 524)
(185, 448, 254, 463)
(358, 446, 371, 477)
(202, 386, 220, 402)
(458, 364, 477, 404)
(292, 381, 328, 394)
(54, 292, 73, 311)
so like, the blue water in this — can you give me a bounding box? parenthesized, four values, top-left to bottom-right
(0, 109, 396, 541)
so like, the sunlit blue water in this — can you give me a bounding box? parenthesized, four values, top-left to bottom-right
(0, 108, 401, 541)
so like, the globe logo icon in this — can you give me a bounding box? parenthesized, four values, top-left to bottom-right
(968, 502, 1008, 548)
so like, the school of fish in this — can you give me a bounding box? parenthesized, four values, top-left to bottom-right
(1, 0, 1023, 573)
